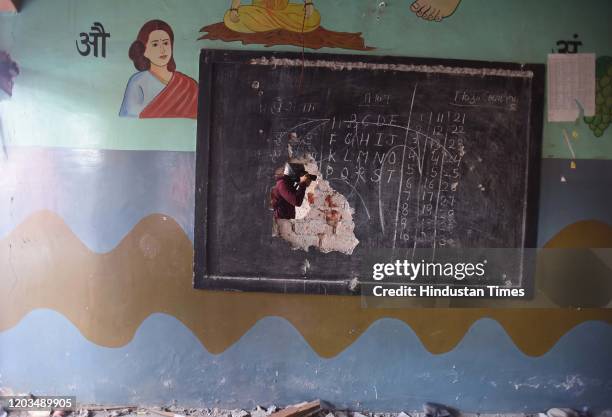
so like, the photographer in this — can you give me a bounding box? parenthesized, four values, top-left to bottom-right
(271, 163, 314, 220)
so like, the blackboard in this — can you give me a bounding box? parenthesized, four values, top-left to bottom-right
(194, 49, 544, 296)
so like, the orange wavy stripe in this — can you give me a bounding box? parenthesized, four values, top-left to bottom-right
(0, 210, 611, 357)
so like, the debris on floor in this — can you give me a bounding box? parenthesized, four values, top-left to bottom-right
(0, 395, 609, 417)
(422, 403, 454, 417)
(268, 401, 320, 417)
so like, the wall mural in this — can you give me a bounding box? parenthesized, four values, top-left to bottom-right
(199, 0, 373, 51)
(1, 210, 611, 356)
(198, 0, 463, 51)
(409, 0, 462, 22)
(1, 147, 612, 410)
(584, 56, 612, 138)
(120, 20, 199, 119)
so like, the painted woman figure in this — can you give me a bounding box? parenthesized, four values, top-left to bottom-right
(225, 0, 321, 33)
(120, 20, 198, 119)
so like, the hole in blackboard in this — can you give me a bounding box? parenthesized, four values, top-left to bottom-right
(271, 154, 359, 255)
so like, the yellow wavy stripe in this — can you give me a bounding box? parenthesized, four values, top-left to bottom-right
(543, 220, 612, 248)
(0, 210, 611, 357)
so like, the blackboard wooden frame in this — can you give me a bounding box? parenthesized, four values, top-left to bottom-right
(193, 49, 545, 296)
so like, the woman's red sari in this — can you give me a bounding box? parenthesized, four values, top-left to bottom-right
(140, 71, 198, 119)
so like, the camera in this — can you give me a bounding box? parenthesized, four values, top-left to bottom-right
(287, 163, 317, 182)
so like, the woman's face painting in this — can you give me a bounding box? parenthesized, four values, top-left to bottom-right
(144, 29, 172, 68)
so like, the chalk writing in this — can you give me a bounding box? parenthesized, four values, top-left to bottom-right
(255, 80, 526, 255)
(452, 90, 518, 111)
(259, 97, 319, 115)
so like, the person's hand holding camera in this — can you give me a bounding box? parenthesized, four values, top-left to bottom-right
(299, 174, 312, 186)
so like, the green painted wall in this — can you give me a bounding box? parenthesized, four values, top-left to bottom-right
(0, 0, 611, 157)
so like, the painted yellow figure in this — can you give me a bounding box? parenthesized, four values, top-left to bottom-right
(224, 0, 321, 33)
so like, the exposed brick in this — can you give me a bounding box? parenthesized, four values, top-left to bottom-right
(315, 181, 331, 192)
(276, 219, 294, 238)
(328, 193, 346, 208)
(307, 192, 315, 205)
(335, 221, 355, 235)
(320, 233, 359, 255)
(293, 220, 333, 235)
(325, 195, 337, 207)
(284, 233, 320, 251)
(272, 154, 359, 254)
(315, 195, 330, 208)
(303, 208, 326, 221)
(325, 209, 342, 227)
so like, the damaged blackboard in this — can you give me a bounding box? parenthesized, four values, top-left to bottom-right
(194, 49, 544, 296)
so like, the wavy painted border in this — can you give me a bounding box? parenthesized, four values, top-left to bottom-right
(1, 210, 611, 358)
(2, 311, 612, 410)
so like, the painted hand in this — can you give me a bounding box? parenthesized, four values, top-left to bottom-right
(229, 9, 240, 23)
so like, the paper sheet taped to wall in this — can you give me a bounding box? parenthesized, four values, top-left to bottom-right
(547, 53, 596, 122)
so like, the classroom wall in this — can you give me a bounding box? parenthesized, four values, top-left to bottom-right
(0, 0, 611, 412)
